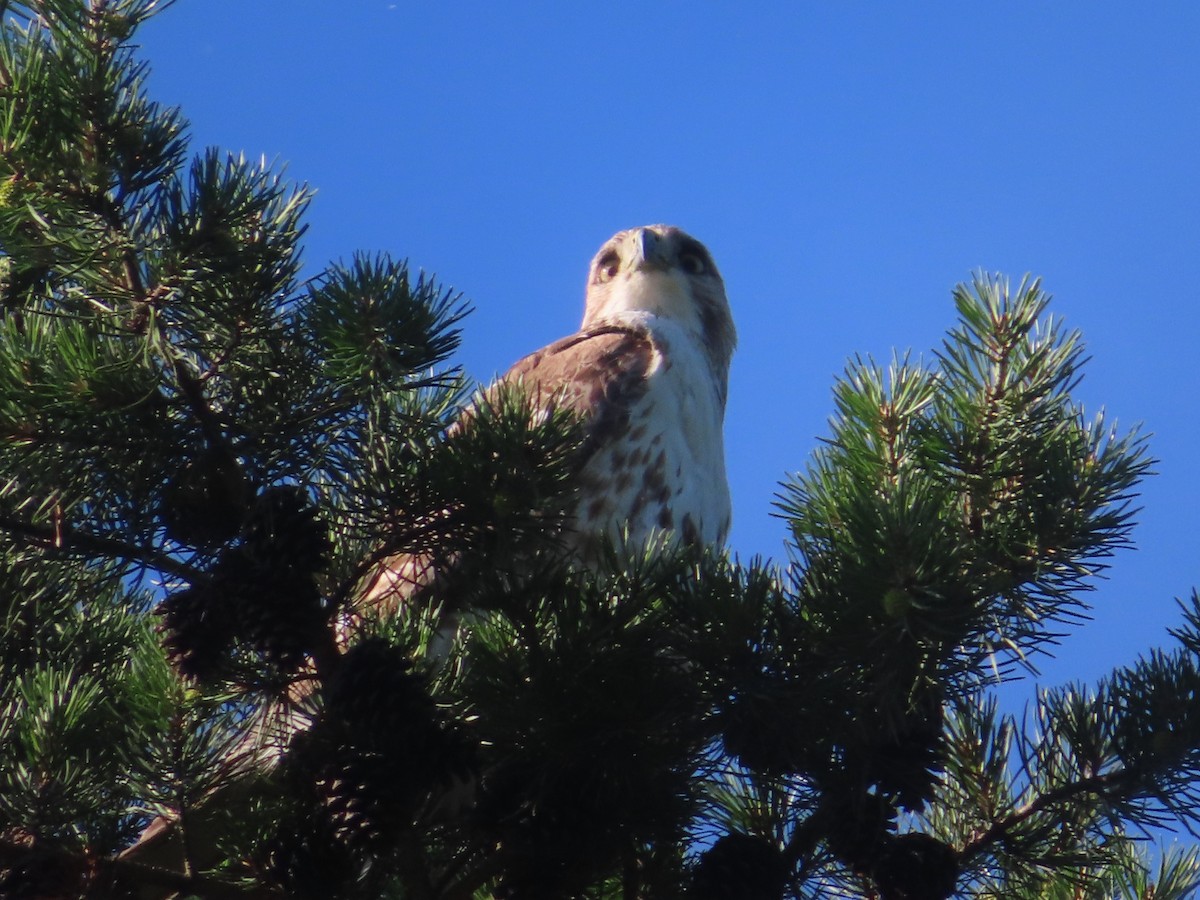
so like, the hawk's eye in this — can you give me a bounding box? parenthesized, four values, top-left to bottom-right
(679, 251, 706, 275)
(596, 251, 621, 283)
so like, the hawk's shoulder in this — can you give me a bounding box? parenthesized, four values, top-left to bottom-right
(497, 322, 658, 453)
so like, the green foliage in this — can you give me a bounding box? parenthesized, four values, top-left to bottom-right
(0, 544, 170, 859)
(1, 3, 1200, 899)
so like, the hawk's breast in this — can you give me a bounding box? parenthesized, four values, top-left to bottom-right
(572, 316, 731, 552)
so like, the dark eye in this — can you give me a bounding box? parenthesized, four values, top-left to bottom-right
(679, 251, 706, 275)
(677, 238, 712, 275)
(595, 250, 620, 283)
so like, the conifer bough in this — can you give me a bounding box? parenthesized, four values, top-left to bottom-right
(2, 2, 1200, 899)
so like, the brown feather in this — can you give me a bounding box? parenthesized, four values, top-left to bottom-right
(499, 323, 655, 459)
(354, 323, 656, 626)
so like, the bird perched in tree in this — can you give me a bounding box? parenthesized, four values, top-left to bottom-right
(356, 224, 737, 626)
(122, 226, 736, 887)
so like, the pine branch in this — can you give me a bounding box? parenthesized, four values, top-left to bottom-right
(65, 58, 241, 474)
(959, 768, 1133, 860)
(154, 326, 241, 468)
(5, 3, 1199, 898)
(0, 833, 277, 899)
(440, 854, 506, 900)
(394, 829, 436, 900)
(0, 510, 201, 581)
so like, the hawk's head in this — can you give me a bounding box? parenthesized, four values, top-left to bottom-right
(581, 225, 736, 374)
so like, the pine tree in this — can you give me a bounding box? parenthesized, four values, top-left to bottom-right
(3, 3, 1200, 898)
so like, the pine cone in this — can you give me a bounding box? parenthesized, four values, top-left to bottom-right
(264, 810, 357, 900)
(242, 485, 332, 575)
(862, 734, 943, 812)
(159, 485, 333, 678)
(285, 734, 424, 857)
(718, 685, 816, 775)
(279, 638, 479, 858)
(327, 639, 478, 809)
(157, 583, 236, 681)
(224, 554, 326, 671)
(235, 486, 332, 668)
(822, 790, 896, 866)
(159, 449, 249, 547)
(318, 748, 415, 853)
(861, 689, 945, 811)
(871, 832, 959, 900)
(690, 832, 789, 900)
(325, 638, 427, 734)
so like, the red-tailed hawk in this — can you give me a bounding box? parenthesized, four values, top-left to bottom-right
(359, 224, 736, 627)
(122, 226, 735, 876)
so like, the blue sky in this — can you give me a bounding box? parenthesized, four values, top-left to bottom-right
(138, 3, 1200, 703)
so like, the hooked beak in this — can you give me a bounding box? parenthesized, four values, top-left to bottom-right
(631, 227, 668, 271)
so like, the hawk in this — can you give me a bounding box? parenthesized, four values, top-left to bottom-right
(122, 226, 735, 876)
(359, 224, 736, 621)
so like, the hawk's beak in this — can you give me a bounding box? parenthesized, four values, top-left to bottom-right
(632, 228, 668, 271)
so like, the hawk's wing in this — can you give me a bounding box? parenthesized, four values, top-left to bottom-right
(355, 323, 655, 621)
(497, 323, 654, 457)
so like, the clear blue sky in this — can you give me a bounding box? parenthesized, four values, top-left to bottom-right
(139, 3, 1200, 705)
